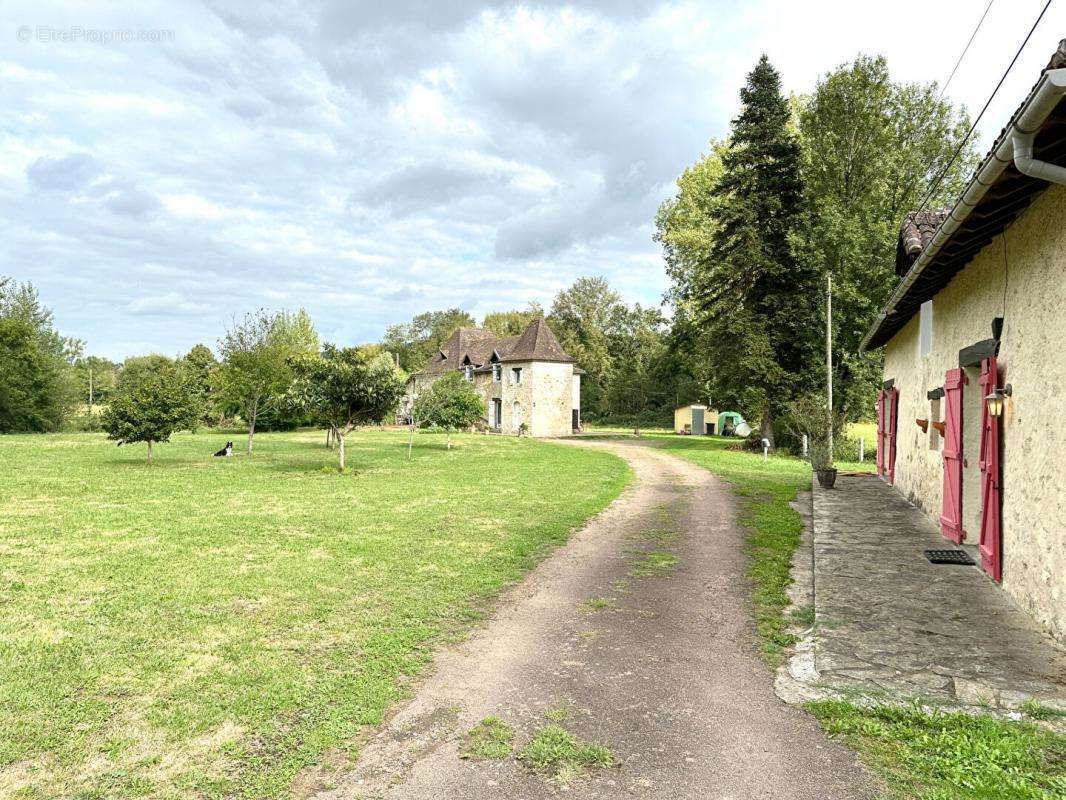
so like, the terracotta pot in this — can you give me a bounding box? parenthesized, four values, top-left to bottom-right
(815, 468, 838, 489)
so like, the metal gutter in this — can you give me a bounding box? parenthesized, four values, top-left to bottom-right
(860, 67, 1066, 352)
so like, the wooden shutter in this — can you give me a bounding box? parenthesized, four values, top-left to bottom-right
(876, 389, 885, 476)
(978, 357, 1003, 582)
(940, 368, 966, 543)
(887, 387, 899, 485)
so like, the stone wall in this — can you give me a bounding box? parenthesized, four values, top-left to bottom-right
(404, 360, 577, 438)
(882, 184, 1066, 640)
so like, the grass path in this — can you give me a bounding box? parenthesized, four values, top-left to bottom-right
(0, 429, 630, 799)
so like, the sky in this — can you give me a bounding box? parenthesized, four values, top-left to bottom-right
(3, 0, 1064, 359)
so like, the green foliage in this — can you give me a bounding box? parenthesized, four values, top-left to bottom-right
(180, 343, 219, 425)
(463, 717, 516, 760)
(518, 723, 616, 783)
(0, 277, 80, 432)
(0, 429, 630, 798)
(382, 308, 475, 373)
(102, 356, 198, 461)
(481, 304, 543, 336)
(798, 55, 977, 421)
(809, 700, 1066, 799)
(412, 372, 485, 437)
(219, 309, 319, 449)
(288, 346, 406, 468)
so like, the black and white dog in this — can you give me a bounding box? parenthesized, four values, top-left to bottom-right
(213, 441, 234, 457)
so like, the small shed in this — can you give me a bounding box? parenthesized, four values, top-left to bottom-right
(674, 404, 718, 435)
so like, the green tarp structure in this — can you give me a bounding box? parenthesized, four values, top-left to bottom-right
(717, 411, 746, 436)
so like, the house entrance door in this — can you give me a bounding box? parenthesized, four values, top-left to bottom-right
(490, 399, 502, 429)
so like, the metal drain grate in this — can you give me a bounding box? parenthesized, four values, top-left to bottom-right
(924, 549, 976, 566)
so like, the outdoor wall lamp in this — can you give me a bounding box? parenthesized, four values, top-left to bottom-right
(985, 384, 1013, 418)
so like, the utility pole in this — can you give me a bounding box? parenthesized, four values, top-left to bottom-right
(826, 272, 833, 459)
(88, 366, 95, 431)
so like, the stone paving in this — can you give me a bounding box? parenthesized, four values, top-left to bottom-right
(798, 474, 1066, 711)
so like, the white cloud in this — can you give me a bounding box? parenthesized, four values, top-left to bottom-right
(3, 0, 1064, 359)
(127, 292, 210, 316)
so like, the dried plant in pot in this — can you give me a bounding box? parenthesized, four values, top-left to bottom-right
(808, 438, 837, 489)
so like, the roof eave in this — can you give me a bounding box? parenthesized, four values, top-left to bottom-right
(861, 67, 1066, 352)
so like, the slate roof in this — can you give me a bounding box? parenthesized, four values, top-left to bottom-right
(415, 318, 575, 375)
(864, 39, 1066, 350)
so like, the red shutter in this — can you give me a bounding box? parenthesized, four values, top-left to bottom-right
(876, 389, 885, 476)
(978, 357, 1003, 582)
(887, 387, 899, 485)
(940, 368, 966, 543)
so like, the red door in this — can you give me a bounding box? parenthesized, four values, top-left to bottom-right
(886, 387, 899, 484)
(876, 389, 885, 475)
(978, 357, 1002, 582)
(940, 368, 966, 543)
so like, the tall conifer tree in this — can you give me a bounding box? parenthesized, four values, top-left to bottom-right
(697, 55, 820, 443)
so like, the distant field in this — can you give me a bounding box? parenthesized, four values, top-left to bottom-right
(0, 429, 630, 799)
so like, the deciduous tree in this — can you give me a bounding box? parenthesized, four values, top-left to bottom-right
(288, 347, 405, 470)
(102, 356, 197, 462)
(219, 309, 319, 453)
(411, 371, 485, 451)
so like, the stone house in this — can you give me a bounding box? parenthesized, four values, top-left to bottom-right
(861, 42, 1066, 640)
(404, 318, 582, 438)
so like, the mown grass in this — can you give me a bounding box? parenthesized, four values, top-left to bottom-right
(0, 428, 630, 799)
(809, 701, 1066, 800)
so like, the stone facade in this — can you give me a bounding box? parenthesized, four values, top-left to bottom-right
(882, 184, 1066, 640)
(402, 320, 580, 438)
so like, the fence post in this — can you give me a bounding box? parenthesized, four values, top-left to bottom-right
(859, 437, 865, 462)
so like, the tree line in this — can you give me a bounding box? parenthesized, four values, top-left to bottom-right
(657, 54, 976, 445)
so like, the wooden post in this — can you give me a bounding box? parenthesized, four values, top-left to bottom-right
(859, 437, 865, 462)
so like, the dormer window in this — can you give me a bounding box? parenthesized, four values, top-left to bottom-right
(464, 365, 474, 382)
(492, 364, 501, 382)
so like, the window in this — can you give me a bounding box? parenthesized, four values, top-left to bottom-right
(492, 363, 501, 382)
(511, 367, 522, 385)
(464, 365, 474, 382)
(919, 300, 933, 358)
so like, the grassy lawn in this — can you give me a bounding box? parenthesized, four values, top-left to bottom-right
(0, 429, 630, 799)
(809, 701, 1066, 800)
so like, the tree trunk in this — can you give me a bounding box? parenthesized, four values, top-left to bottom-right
(247, 404, 257, 455)
(147, 440, 153, 463)
(446, 431, 452, 450)
(338, 431, 346, 471)
(760, 410, 775, 450)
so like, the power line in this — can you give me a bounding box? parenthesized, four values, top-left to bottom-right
(894, 0, 996, 214)
(938, 0, 996, 102)
(916, 0, 1055, 214)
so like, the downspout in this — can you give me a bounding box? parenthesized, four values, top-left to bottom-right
(1012, 129, 1066, 184)
(860, 66, 1066, 352)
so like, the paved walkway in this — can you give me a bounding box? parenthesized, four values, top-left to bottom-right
(808, 475, 1066, 709)
(313, 440, 875, 800)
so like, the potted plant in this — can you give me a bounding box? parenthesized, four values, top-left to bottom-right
(809, 437, 837, 489)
